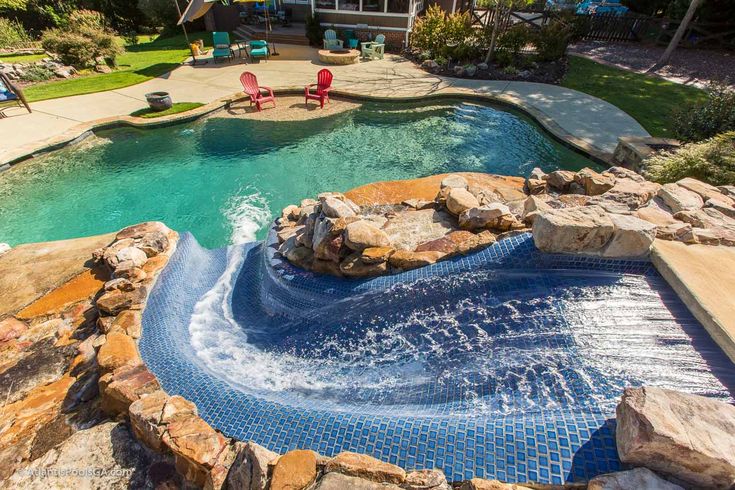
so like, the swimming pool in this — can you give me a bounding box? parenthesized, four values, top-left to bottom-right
(0, 100, 594, 248)
(141, 231, 735, 484)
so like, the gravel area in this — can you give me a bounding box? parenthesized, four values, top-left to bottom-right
(570, 41, 735, 88)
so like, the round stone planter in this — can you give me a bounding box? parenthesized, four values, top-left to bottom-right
(145, 92, 173, 112)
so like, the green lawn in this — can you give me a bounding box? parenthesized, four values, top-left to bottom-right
(0, 52, 47, 63)
(24, 32, 211, 102)
(562, 56, 708, 138)
(130, 102, 204, 118)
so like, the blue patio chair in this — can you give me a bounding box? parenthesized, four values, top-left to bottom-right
(323, 29, 343, 50)
(361, 34, 385, 60)
(343, 29, 359, 49)
(0, 73, 31, 118)
(248, 40, 269, 63)
(212, 31, 235, 63)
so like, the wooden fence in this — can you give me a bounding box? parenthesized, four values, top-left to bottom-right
(580, 13, 655, 42)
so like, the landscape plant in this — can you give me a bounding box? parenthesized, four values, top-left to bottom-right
(672, 81, 735, 143)
(533, 19, 572, 62)
(0, 16, 32, 48)
(41, 11, 121, 68)
(410, 5, 477, 61)
(644, 131, 735, 186)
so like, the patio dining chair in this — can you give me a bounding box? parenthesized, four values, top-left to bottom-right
(343, 30, 359, 49)
(305, 68, 333, 109)
(323, 29, 343, 50)
(248, 40, 269, 62)
(212, 31, 235, 63)
(240, 71, 276, 111)
(361, 34, 385, 60)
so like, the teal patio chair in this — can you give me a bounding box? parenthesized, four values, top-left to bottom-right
(248, 40, 269, 62)
(212, 31, 235, 63)
(343, 29, 359, 49)
(323, 29, 343, 50)
(361, 34, 385, 60)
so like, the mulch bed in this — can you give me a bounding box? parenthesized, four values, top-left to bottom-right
(403, 50, 569, 84)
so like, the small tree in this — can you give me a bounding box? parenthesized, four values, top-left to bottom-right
(482, 0, 534, 64)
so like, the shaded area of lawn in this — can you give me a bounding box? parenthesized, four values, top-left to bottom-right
(562, 56, 708, 138)
(130, 102, 204, 118)
(24, 32, 211, 102)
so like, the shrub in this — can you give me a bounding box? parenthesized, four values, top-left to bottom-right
(305, 12, 323, 47)
(672, 82, 735, 143)
(41, 20, 121, 68)
(411, 5, 477, 61)
(533, 20, 571, 62)
(20, 63, 55, 82)
(410, 5, 447, 57)
(644, 131, 735, 186)
(495, 23, 532, 67)
(65, 9, 106, 31)
(0, 16, 32, 48)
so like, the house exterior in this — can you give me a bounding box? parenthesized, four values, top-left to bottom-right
(207, 0, 429, 47)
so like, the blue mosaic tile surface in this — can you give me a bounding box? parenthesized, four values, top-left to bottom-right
(140, 232, 735, 484)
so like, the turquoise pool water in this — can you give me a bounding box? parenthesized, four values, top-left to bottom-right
(0, 100, 595, 248)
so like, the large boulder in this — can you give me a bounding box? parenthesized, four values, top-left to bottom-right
(603, 214, 657, 257)
(575, 167, 615, 196)
(324, 451, 406, 484)
(677, 177, 735, 205)
(440, 174, 469, 189)
(458, 203, 516, 231)
(594, 178, 660, 211)
(315, 472, 402, 490)
(344, 221, 391, 252)
(460, 479, 532, 490)
(270, 449, 318, 490)
(388, 250, 445, 270)
(227, 441, 279, 490)
(340, 253, 389, 277)
(616, 386, 735, 489)
(321, 197, 358, 219)
(588, 468, 683, 490)
(446, 188, 480, 216)
(532, 206, 614, 253)
(658, 183, 704, 213)
(546, 170, 576, 192)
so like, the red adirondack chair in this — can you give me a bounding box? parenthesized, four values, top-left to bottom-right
(240, 71, 275, 111)
(304, 69, 333, 109)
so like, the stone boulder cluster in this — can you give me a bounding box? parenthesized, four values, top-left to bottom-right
(529, 167, 735, 256)
(276, 174, 528, 277)
(0, 57, 78, 81)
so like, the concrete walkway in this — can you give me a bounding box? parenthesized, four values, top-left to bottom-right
(0, 44, 649, 165)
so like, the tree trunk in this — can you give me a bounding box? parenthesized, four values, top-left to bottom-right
(655, 0, 703, 68)
(483, 2, 503, 64)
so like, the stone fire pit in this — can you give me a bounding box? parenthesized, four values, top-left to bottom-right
(318, 48, 360, 65)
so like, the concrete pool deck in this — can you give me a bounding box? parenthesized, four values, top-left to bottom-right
(0, 44, 649, 166)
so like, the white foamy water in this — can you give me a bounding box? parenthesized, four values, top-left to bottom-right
(224, 191, 271, 245)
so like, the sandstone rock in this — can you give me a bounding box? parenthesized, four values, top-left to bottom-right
(113, 264, 147, 283)
(718, 185, 735, 199)
(528, 167, 547, 181)
(97, 331, 142, 374)
(277, 224, 301, 244)
(109, 310, 142, 338)
(388, 250, 445, 269)
(227, 441, 278, 490)
(616, 386, 735, 489)
(282, 205, 300, 221)
(340, 253, 389, 277)
(449, 230, 496, 254)
(382, 209, 455, 251)
(315, 472, 403, 489)
(415, 236, 458, 254)
(522, 196, 551, 224)
(96, 287, 146, 316)
(117, 221, 172, 241)
(597, 178, 660, 211)
(163, 413, 230, 487)
(460, 479, 532, 490)
(344, 221, 391, 251)
(361, 246, 395, 264)
(325, 451, 406, 484)
(677, 177, 734, 205)
(137, 231, 170, 257)
(603, 214, 656, 257)
(459, 203, 513, 230)
(689, 227, 726, 245)
(545, 170, 575, 191)
(575, 167, 615, 196)
(270, 449, 318, 490)
(322, 197, 358, 218)
(311, 259, 343, 276)
(588, 468, 683, 490)
(100, 364, 160, 416)
(104, 277, 134, 292)
(129, 391, 169, 452)
(402, 199, 435, 210)
(404, 469, 451, 489)
(440, 174, 468, 189)
(656, 222, 692, 241)
(0, 317, 27, 342)
(658, 183, 704, 213)
(421, 59, 439, 71)
(568, 181, 586, 195)
(280, 236, 314, 269)
(532, 206, 614, 253)
(115, 246, 149, 268)
(526, 178, 547, 195)
(446, 188, 480, 216)
(705, 197, 735, 219)
(604, 166, 646, 183)
(635, 198, 677, 226)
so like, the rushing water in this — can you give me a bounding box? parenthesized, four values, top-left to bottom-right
(0, 100, 594, 248)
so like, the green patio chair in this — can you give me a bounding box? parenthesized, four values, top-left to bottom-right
(323, 29, 344, 50)
(212, 31, 235, 63)
(343, 29, 359, 49)
(248, 40, 269, 63)
(361, 34, 385, 60)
